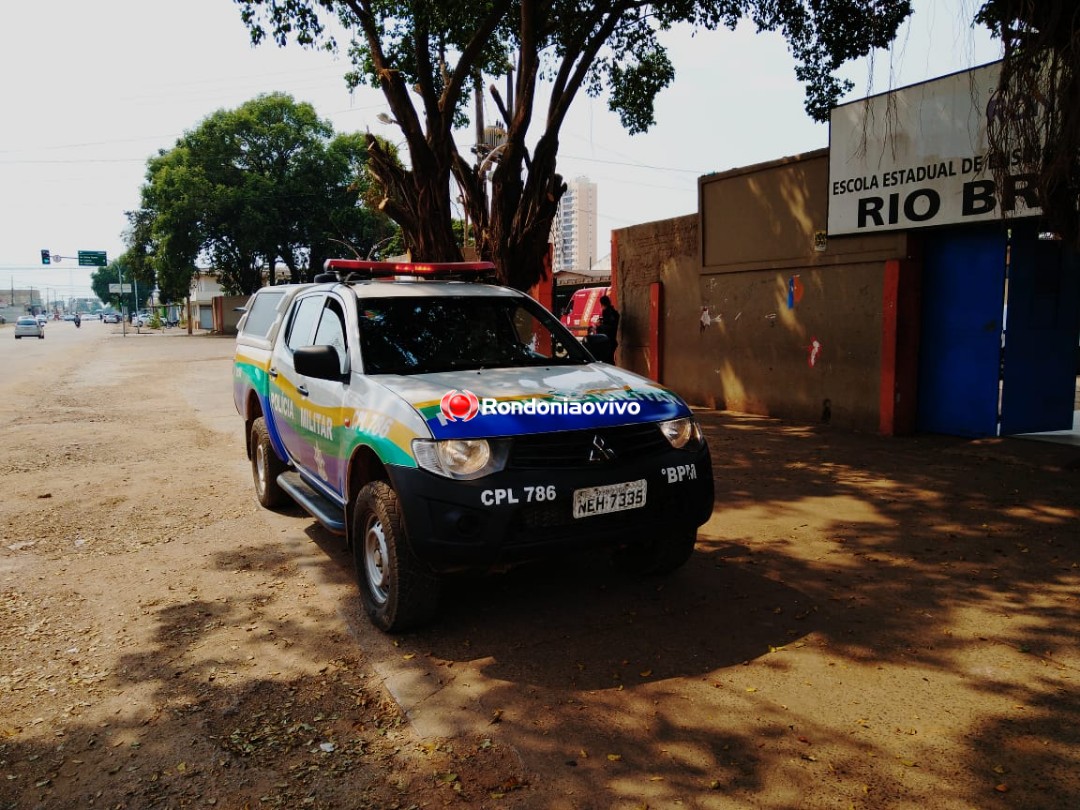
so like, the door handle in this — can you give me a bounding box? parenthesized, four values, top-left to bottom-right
(297, 385, 309, 397)
(268, 367, 278, 378)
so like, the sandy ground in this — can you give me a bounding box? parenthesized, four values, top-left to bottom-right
(0, 321, 1078, 810)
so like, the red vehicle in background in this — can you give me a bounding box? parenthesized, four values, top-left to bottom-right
(559, 285, 610, 339)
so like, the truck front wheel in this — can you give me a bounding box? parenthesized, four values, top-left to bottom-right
(251, 417, 287, 508)
(353, 481, 440, 632)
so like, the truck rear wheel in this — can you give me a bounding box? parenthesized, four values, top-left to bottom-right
(353, 481, 440, 632)
(251, 417, 287, 508)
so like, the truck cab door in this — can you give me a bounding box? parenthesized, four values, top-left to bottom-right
(271, 292, 352, 499)
(270, 294, 321, 470)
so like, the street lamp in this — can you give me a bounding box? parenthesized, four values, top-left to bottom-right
(324, 237, 362, 260)
(478, 141, 507, 176)
(117, 263, 128, 336)
(367, 234, 397, 260)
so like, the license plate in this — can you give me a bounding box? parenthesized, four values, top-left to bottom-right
(572, 480, 647, 519)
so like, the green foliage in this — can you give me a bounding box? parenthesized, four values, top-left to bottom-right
(128, 92, 391, 296)
(233, 1, 913, 290)
(90, 257, 145, 314)
(607, 49, 676, 135)
(89, 262, 120, 310)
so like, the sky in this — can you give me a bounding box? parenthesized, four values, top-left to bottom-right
(0, 0, 1000, 301)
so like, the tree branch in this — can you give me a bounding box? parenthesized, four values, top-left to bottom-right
(548, 3, 633, 132)
(343, 0, 428, 158)
(443, 0, 514, 114)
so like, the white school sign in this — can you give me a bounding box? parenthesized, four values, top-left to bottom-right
(828, 62, 1040, 236)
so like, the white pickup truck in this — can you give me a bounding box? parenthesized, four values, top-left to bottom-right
(233, 260, 714, 632)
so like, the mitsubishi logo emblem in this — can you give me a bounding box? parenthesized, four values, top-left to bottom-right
(589, 435, 616, 462)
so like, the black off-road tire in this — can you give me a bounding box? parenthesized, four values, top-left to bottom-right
(614, 528, 697, 575)
(251, 417, 288, 508)
(353, 481, 440, 633)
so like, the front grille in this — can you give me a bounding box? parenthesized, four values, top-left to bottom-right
(509, 422, 668, 468)
(506, 484, 698, 546)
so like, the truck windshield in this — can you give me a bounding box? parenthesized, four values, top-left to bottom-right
(358, 295, 593, 374)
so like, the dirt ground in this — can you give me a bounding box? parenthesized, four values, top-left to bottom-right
(0, 321, 1078, 810)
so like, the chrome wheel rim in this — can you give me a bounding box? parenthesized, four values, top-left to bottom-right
(254, 442, 268, 495)
(364, 515, 390, 605)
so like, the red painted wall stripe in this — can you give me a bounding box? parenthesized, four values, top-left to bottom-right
(880, 259, 901, 435)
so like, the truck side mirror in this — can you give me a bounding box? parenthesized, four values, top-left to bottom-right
(294, 345, 347, 380)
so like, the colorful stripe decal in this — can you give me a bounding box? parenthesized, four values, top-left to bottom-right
(414, 387, 689, 440)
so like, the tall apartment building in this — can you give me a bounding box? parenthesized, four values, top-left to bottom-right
(551, 176, 598, 275)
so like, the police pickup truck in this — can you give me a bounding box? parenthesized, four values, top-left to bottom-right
(233, 260, 713, 632)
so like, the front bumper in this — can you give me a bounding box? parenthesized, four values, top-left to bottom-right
(388, 443, 714, 570)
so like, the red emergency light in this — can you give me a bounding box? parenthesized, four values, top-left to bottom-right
(323, 259, 498, 282)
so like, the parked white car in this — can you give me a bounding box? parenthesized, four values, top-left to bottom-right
(14, 317, 44, 339)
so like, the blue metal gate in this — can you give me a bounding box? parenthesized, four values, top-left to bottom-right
(999, 224, 1080, 435)
(916, 227, 1007, 437)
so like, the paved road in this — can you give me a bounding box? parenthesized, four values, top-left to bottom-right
(2, 324, 1077, 809)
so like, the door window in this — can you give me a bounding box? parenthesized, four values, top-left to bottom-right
(241, 290, 286, 338)
(285, 296, 323, 352)
(314, 298, 349, 374)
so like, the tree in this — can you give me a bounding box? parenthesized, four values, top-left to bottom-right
(90, 256, 148, 314)
(90, 261, 123, 311)
(233, 0, 912, 290)
(129, 93, 393, 296)
(976, 1, 1080, 249)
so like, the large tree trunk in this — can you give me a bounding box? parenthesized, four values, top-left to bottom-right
(488, 133, 565, 290)
(308, 243, 327, 280)
(264, 248, 277, 286)
(365, 134, 462, 263)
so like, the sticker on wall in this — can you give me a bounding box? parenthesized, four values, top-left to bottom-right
(700, 307, 718, 331)
(787, 274, 804, 309)
(808, 337, 822, 368)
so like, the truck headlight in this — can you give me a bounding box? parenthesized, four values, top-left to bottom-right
(413, 439, 509, 480)
(659, 417, 703, 450)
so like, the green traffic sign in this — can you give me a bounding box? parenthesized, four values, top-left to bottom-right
(78, 250, 108, 267)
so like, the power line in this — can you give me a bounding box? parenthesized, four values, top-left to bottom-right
(0, 158, 147, 165)
(559, 152, 708, 175)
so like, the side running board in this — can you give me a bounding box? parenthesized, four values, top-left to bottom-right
(277, 471, 347, 535)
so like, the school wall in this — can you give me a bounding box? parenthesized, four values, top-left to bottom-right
(614, 150, 913, 432)
(212, 295, 248, 335)
(612, 214, 699, 380)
